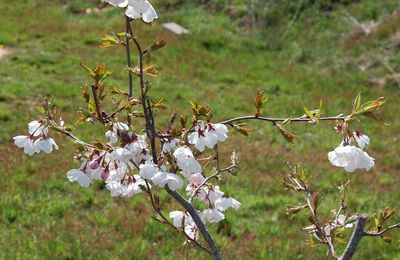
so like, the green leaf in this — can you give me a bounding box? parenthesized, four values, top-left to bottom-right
(232, 124, 251, 137)
(353, 93, 361, 112)
(276, 123, 296, 144)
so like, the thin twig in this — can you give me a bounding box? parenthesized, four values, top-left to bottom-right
(48, 119, 98, 150)
(188, 164, 236, 203)
(125, 17, 133, 126)
(220, 115, 345, 125)
(364, 223, 400, 237)
(91, 84, 104, 124)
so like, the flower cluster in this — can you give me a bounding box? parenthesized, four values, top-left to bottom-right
(66, 123, 152, 197)
(105, 0, 158, 23)
(13, 120, 58, 156)
(66, 120, 237, 241)
(188, 122, 228, 152)
(328, 132, 375, 172)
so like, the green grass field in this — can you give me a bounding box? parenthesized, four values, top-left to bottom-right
(1, 0, 400, 259)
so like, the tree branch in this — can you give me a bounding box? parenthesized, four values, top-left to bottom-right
(125, 17, 133, 126)
(91, 84, 104, 124)
(220, 115, 345, 125)
(127, 19, 222, 259)
(339, 214, 368, 260)
(165, 186, 222, 260)
(364, 223, 400, 237)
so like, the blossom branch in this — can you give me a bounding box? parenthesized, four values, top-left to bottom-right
(127, 20, 221, 259)
(220, 115, 345, 125)
(48, 119, 98, 150)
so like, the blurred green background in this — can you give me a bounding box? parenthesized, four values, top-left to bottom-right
(1, 0, 400, 259)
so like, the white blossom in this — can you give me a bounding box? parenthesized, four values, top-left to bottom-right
(106, 175, 147, 197)
(188, 123, 218, 152)
(173, 146, 202, 174)
(203, 208, 225, 223)
(152, 171, 184, 191)
(125, 0, 158, 23)
(28, 120, 48, 137)
(328, 144, 375, 172)
(13, 135, 38, 156)
(67, 169, 91, 188)
(215, 197, 241, 211)
(186, 173, 206, 197)
(353, 132, 370, 149)
(207, 186, 225, 205)
(162, 138, 179, 153)
(105, 122, 129, 145)
(34, 137, 59, 154)
(110, 148, 133, 164)
(209, 123, 228, 142)
(169, 211, 191, 228)
(184, 224, 199, 241)
(139, 162, 158, 180)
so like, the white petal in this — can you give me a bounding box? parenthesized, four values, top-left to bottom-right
(203, 209, 225, 223)
(13, 135, 29, 148)
(139, 163, 158, 180)
(141, 3, 158, 23)
(166, 173, 184, 191)
(67, 169, 91, 188)
(125, 5, 141, 19)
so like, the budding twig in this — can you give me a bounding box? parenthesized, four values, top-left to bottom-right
(220, 115, 346, 125)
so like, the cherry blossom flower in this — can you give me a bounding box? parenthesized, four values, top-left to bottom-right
(203, 208, 225, 223)
(186, 173, 206, 198)
(110, 148, 133, 164)
(188, 122, 229, 152)
(184, 224, 199, 241)
(125, 0, 158, 23)
(353, 132, 370, 149)
(328, 144, 375, 172)
(169, 211, 191, 228)
(139, 162, 158, 180)
(106, 175, 147, 197)
(106, 162, 130, 182)
(173, 146, 202, 174)
(28, 120, 48, 137)
(13, 136, 38, 156)
(188, 123, 218, 152)
(208, 123, 228, 142)
(104, 0, 158, 23)
(207, 186, 225, 205)
(152, 171, 184, 191)
(34, 137, 59, 154)
(67, 169, 91, 188)
(105, 122, 129, 145)
(215, 197, 241, 211)
(162, 138, 179, 153)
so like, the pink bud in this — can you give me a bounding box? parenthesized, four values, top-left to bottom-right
(89, 160, 100, 170)
(101, 169, 110, 181)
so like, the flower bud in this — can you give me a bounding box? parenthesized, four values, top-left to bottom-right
(101, 169, 110, 181)
(89, 160, 100, 170)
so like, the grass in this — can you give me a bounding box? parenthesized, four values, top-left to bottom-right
(1, 0, 400, 259)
